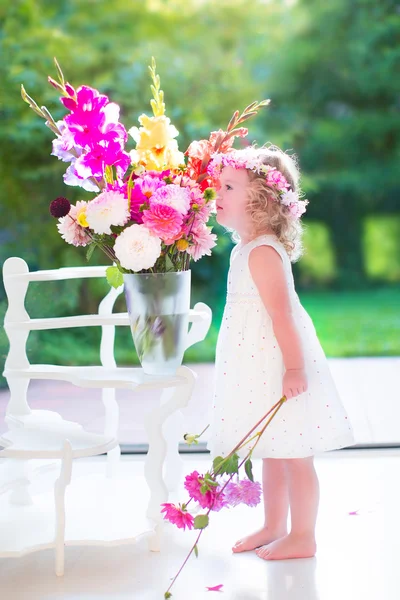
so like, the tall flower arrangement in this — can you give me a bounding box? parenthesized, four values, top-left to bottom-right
(22, 58, 270, 287)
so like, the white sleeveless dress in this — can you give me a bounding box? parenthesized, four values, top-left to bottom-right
(207, 234, 355, 459)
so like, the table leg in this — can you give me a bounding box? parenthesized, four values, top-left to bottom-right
(143, 366, 196, 547)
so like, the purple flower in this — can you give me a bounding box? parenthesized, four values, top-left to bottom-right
(224, 477, 262, 508)
(49, 196, 71, 218)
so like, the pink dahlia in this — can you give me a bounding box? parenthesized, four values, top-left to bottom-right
(142, 204, 183, 242)
(184, 471, 227, 512)
(186, 224, 217, 261)
(160, 503, 194, 531)
(57, 201, 91, 247)
(85, 190, 129, 235)
(224, 478, 262, 508)
(150, 184, 191, 216)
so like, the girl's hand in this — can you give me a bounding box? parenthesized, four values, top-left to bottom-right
(283, 368, 308, 400)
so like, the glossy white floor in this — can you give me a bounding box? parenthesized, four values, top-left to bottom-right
(1, 449, 399, 600)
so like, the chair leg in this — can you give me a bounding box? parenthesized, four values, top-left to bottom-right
(106, 444, 121, 478)
(9, 460, 33, 506)
(147, 523, 162, 552)
(54, 441, 73, 577)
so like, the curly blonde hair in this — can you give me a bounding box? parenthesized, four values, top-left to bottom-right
(241, 144, 304, 261)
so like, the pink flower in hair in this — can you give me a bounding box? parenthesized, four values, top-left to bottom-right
(289, 199, 309, 219)
(265, 167, 290, 191)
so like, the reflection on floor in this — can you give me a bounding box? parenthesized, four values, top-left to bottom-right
(0, 449, 399, 600)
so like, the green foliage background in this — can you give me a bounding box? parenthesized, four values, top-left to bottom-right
(0, 0, 399, 377)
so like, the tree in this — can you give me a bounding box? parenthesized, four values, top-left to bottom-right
(260, 0, 400, 286)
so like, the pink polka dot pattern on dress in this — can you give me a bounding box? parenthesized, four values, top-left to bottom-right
(207, 234, 355, 459)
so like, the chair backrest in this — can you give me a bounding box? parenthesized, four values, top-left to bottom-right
(3, 257, 122, 372)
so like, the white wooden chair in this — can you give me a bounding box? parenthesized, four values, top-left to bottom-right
(0, 256, 212, 575)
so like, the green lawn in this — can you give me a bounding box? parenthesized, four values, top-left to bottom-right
(0, 288, 399, 387)
(189, 287, 400, 360)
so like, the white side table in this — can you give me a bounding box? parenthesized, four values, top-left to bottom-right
(0, 257, 211, 574)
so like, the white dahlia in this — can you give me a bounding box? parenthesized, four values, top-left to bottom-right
(114, 224, 162, 271)
(86, 191, 129, 235)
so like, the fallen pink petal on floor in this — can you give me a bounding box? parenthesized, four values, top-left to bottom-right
(206, 584, 224, 592)
(348, 509, 360, 516)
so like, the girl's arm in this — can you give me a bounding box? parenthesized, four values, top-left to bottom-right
(249, 245, 308, 398)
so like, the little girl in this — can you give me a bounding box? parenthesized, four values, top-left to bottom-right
(206, 144, 354, 561)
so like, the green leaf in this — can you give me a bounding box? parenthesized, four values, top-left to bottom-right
(214, 453, 239, 476)
(86, 243, 96, 262)
(244, 459, 254, 482)
(194, 514, 209, 530)
(212, 456, 225, 474)
(194, 544, 199, 558)
(106, 266, 124, 289)
(164, 592, 172, 599)
(165, 254, 175, 272)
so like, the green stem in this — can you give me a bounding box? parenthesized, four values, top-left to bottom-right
(213, 397, 286, 477)
(164, 396, 286, 598)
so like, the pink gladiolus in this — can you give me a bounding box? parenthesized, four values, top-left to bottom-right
(63, 86, 127, 148)
(74, 141, 130, 179)
(63, 162, 100, 192)
(142, 203, 183, 242)
(224, 477, 262, 508)
(160, 503, 194, 530)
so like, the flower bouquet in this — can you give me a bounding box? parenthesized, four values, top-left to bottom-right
(162, 396, 287, 598)
(21, 58, 269, 373)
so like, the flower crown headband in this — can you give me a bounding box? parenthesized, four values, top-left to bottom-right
(207, 149, 309, 219)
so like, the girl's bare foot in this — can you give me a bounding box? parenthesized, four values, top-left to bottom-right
(232, 527, 287, 553)
(255, 533, 316, 560)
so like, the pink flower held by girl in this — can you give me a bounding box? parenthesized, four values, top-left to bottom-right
(184, 471, 227, 511)
(224, 477, 262, 508)
(160, 503, 194, 530)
